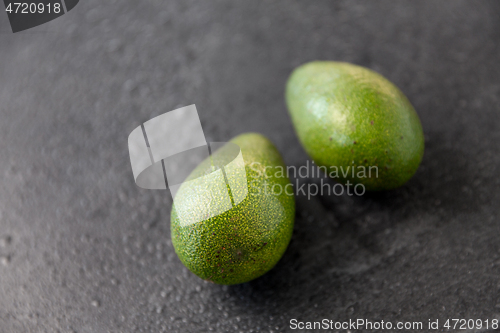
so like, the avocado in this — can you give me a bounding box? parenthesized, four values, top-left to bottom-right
(170, 133, 295, 285)
(286, 61, 425, 191)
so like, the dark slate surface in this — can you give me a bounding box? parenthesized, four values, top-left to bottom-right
(1, 1, 500, 332)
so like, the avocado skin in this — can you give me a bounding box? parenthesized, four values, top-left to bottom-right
(171, 133, 295, 285)
(286, 61, 425, 191)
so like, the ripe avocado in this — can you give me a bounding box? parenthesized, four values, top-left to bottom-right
(286, 61, 425, 191)
(171, 133, 295, 285)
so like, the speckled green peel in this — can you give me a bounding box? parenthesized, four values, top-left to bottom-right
(286, 61, 425, 191)
(171, 133, 295, 285)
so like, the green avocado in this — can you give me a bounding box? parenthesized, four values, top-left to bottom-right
(171, 133, 295, 285)
(286, 61, 425, 191)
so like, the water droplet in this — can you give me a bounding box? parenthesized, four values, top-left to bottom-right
(0, 236, 11, 247)
(1, 255, 10, 266)
(123, 79, 136, 93)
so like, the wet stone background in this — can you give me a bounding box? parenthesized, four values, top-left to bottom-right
(0, 1, 500, 332)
